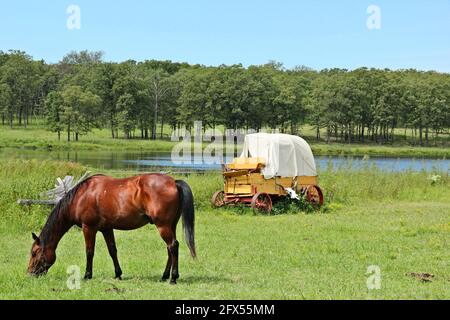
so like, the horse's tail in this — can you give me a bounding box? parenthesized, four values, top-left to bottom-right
(175, 180, 196, 258)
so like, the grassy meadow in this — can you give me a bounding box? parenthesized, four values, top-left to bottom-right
(0, 159, 449, 299)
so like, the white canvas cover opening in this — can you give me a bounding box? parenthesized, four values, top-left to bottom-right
(240, 133, 317, 179)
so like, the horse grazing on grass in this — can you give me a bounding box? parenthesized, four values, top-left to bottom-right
(28, 174, 196, 284)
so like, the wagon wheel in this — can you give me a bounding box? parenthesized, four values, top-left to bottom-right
(251, 192, 273, 214)
(305, 185, 324, 208)
(211, 190, 225, 208)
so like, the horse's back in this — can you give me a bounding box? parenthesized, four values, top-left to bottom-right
(70, 174, 179, 230)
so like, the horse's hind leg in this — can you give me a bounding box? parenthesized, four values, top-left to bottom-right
(102, 229, 123, 280)
(82, 225, 97, 280)
(170, 236, 179, 284)
(157, 225, 179, 284)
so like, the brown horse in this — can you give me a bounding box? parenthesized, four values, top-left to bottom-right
(27, 174, 196, 284)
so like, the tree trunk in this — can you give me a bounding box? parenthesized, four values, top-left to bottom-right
(152, 95, 158, 140)
(67, 121, 71, 142)
(434, 129, 438, 147)
(419, 126, 423, 146)
(111, 113, 115, 139)
(348, 124, 352, 144)
(391, 124, 395, 143)
(326, 125, 330, 144)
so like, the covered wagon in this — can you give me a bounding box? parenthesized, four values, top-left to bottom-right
(211, 133, 323, 213)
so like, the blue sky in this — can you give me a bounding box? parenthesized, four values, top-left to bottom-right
(1, 0, 449, 72)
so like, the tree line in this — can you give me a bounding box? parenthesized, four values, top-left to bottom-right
(1, 50, 449, 146)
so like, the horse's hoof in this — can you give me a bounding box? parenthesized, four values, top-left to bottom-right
(84, 274, 92, 280)
(170, 280, 177, 285)
(115, 276, 122, 280)
(161, 273, 170, 282)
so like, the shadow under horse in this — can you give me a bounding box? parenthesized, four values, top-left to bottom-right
(27, 174, 196, 284)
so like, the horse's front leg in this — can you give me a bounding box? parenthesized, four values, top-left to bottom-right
(102, 229, 122, 280)
(82, 225, 97, 280)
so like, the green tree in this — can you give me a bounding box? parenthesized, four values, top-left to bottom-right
(0, 82, 12, 126)
(45, 91, 64, 140)
(60, 85, 102, 141)
(116, 93, 136, 139)
(146, 69, 174, 140)
(90, 63, 119, 138)
(0, 51, 41, 128)
(61, 50, 104, 65)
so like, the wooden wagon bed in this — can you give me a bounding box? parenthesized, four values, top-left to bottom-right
(212, 156, 323, 213)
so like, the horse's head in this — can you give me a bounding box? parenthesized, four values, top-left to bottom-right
(28, 233, 55, 276)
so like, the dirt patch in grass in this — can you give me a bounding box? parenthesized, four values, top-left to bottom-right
(408, 272, 435, 282)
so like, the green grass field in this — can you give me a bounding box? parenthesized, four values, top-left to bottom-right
(0, 160, 449, 299)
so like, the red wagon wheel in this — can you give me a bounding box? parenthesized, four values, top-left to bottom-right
(305, 185, 324, 208)
(211, 190, 225, 208)
(251, 192, 272, 214)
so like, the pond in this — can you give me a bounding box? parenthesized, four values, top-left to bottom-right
(0, 149, 448, 173)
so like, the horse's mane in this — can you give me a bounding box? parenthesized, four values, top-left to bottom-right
(39, 174, 102, 245)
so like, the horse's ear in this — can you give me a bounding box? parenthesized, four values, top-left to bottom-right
(32, 232, 40, 244)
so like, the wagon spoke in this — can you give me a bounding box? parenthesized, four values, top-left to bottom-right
(306, 185, 324, 208)
(251, 192, 272, 214)
(211, 191, 225, 208)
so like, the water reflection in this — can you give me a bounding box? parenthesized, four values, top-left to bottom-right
(0, 149, 448, 173)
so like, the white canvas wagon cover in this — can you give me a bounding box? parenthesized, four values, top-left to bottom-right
(240, 133, 317, 179)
